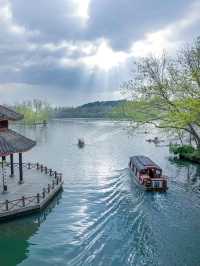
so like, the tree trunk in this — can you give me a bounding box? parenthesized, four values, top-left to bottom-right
(189, 125, 200, 149)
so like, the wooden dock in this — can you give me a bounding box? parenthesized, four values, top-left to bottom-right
(0, 163, 63, 221)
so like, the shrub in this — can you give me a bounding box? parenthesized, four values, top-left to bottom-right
(169, 144, 195, 155)
(169, 144, 200, 163)
(188, 150, 200, 161)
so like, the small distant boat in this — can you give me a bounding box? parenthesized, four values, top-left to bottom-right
(146, 137, 164, 144)
(129, 155, 168, 192)
(78, 138, 85, 148)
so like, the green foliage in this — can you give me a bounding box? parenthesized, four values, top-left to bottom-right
(15, 100, 51, 125)
(54, 100, 125, 118)
(111, 98, 163, 122)
(118, 36, 200, 148)
(190, 150, 200, 161)
(169, 144, 195, 156)
(169, 144, 200, 162)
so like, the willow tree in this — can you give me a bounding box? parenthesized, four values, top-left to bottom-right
(121, 37, 200, 148)
(15, 100, 51, 124)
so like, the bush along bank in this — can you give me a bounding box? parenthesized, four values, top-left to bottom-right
(169, 144, 200, 164)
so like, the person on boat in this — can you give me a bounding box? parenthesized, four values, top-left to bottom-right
(149, 169, 154, 179)
(78, 138, 85, 148)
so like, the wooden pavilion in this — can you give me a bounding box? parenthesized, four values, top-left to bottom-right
(0, 105, 36, 191)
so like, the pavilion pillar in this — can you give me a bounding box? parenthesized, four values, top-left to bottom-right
(1, 156, 7, 192)
(10, 154, 14, 177)
(19, 153, 23, 184)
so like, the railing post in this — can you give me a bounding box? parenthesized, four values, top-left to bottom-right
(22, 196, 25, 207)
(42, 188, 45, 198)
(37, 193, 40, 204)
(19, 153, 23, 184)
(5, 200, 8, 211)
(10, 154, 14, 177)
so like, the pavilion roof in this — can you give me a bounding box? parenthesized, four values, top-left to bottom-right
(0, 129, 36, 156)
(0, 105, 23, 121)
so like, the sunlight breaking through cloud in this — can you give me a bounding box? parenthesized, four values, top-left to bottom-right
(82, 40, 128, 71)
(0, 0, 199, 105)
(73, 0, 90, 20)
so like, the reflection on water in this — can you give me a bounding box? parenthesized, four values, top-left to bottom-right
(169, 158, 200, 193)
(0, 119, 200, 266)
(14, 124, 48, 145)
(0, 193, 62, 266)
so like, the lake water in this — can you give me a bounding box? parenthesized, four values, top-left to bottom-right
(0, 119, 200, 266)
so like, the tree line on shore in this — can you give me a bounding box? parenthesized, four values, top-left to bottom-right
(112, 36, 200, 162)
(14, 100, 52, 125)
(13, 100, 125, 123)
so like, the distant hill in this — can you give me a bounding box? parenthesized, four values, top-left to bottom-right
(53, 100, 125, 118)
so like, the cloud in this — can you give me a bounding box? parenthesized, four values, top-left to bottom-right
(87, 0, 192, 50)
(73, 0, 91, 20)
(59, 39, 129, 72)
(0, 0, 199, 105)
(81, 39, 128, 71)
(131, 0, 200, 57)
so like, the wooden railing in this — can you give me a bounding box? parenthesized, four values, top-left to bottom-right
(6, 162, 62, 179)
(0, 163, 63, 215)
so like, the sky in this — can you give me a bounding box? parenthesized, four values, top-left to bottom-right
(0, 0, 200, 106)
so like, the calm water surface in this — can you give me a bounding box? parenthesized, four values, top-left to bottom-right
(0, 119, 200, 266)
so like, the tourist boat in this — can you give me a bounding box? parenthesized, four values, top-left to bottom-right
(129, 155, 168, 192)
(78, 138, 85, 148)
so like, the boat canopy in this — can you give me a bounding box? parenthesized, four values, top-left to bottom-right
(130, 156, 161, 171)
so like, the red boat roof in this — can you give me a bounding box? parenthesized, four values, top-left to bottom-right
(130, 156, 161, 171)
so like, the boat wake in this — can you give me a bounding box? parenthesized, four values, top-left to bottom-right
(67, 169, 159, 266)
